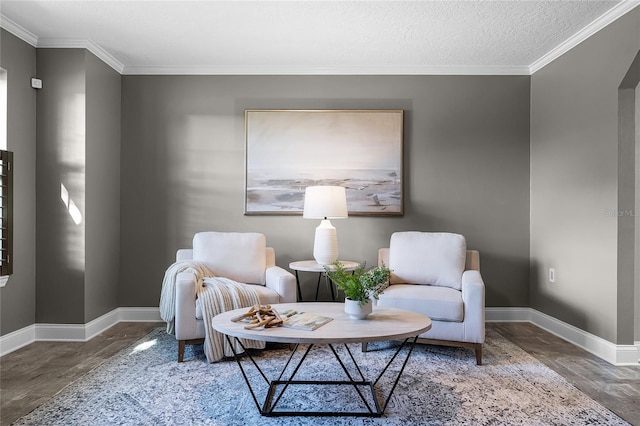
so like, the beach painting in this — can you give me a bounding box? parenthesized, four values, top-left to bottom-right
(245, 110, 403, 215)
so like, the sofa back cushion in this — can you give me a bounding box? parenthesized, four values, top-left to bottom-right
(192, 232, 266, 285)
(389, 232, 466, 290)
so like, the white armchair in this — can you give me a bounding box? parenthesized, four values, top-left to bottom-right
(174, 232, 296, 362)
(366, 231, 485, 364)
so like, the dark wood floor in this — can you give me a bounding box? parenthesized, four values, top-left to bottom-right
(491, 322, 640, 425)
(0, 322, 159, 426)
(1, 322, 638, 425)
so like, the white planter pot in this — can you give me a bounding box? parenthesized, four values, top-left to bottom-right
(344, 298, 372, 320)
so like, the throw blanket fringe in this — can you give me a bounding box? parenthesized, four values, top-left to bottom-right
(160, 261, 263, 362)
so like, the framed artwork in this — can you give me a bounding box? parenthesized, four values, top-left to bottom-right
(245, 109, 404, 216)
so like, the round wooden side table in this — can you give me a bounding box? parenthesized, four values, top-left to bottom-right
(289, 260, 360, 301)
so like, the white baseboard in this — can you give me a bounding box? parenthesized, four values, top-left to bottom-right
(2, 306, 638, 366)
(117, 307, 163, 322)
(485, 307, 532, 322)
(0, 324, 35, 357)
(0, 307, 162, 357)
(486, 307, 640, 366)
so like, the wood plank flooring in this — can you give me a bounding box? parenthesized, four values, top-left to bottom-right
(0, 322, 159, 425)
(1, 322, 638, 425)
(491, 322, 640, 425)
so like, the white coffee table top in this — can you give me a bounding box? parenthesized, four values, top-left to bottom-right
(211, 302, 432, 345)
(289, 260, 360, 273)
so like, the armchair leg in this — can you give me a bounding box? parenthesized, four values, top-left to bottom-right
(361, 342, 368, 352)
(177, 338, 205, 362)
(474, 344, 482, 365)
(178, 340, 186, 363)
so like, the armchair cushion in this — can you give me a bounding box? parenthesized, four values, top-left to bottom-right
(389, 232, 466, 290)
(192, 232, 266, 285)
(378, 284, 463, 322)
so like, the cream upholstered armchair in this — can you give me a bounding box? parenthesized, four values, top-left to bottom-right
(366, 231, 485, 364)
(174, 232, 296, 362)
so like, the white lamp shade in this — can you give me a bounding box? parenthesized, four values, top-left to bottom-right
(303, 186, 348, 219)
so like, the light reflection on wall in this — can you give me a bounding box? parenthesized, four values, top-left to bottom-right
(57, 92, 85, 272)
(60, 183, 82, 225)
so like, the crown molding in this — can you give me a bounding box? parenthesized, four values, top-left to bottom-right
(0, 14, 528, 77)
(0, 15, 529, 76)
(37, 38, 124, 74)
(0, 14, 38, 47)
(3, 2, 638, 77)
(0, 14, 124, 73)
(122, 64, 531, 76)
(530, 0, 640, 74)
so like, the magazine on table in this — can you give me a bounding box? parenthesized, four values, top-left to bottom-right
(280, 310, 333, 331)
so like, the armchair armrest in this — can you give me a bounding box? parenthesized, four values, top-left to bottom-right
(265, 266, 296, 303)
(175, 271, 200, 340)
(176, 249, 193, 262)
(461, 269, 485, 343)
(378, 248, 390, 267)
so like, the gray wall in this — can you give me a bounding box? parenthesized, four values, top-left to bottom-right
(36, 48, 87, 323)
(36, 48, 121, 324)
(0, 30, 37, 335)
(530, 10, 640, 344)
(85, 51, 121, 322)
(619, 50, 640, 344)
(120, 75, 531, 308)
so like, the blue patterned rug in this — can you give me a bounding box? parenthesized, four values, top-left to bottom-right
(13, 327, 628, 425)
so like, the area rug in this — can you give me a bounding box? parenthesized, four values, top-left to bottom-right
(13, 327, 628, 426)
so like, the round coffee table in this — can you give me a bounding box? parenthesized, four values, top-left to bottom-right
(212, 302, 432, 417)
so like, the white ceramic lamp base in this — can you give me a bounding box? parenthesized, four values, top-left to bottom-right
(313, 219, 339, 265)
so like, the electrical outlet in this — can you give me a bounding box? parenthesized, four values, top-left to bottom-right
(548, 268, 555, 283)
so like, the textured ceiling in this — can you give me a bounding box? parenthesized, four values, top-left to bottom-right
(0, 1, 637, 75)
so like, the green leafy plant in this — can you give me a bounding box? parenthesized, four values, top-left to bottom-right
(325, 261, 391, 306)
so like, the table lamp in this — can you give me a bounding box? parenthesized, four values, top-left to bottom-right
(303, 185, 348, 265)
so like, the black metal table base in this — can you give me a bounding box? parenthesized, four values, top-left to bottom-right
(294, 270, 337, 302)
(224, 335, 419, 417)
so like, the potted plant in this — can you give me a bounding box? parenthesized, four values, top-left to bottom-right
(325, 261, 391, 319)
